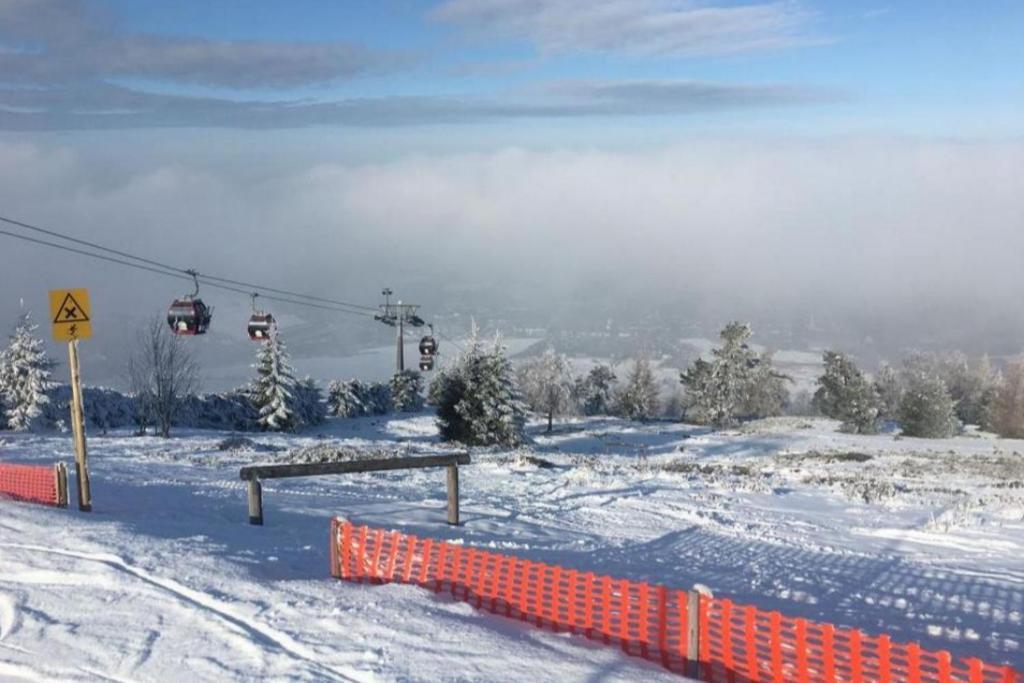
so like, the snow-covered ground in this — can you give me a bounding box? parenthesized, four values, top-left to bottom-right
(2, 415, 1023, 681)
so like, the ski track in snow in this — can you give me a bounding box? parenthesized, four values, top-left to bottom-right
(0, 542, 368, 683)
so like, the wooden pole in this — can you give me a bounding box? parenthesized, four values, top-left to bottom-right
(329, 518, 341, 578)
(67, 340, 91, 512)
(54, 462, 68, 508)
(687, 586, 712, 680)
(446, 464, 460, 526)
(247, 478, 263, 525)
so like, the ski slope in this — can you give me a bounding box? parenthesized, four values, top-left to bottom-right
(1, 415, 1022, 681)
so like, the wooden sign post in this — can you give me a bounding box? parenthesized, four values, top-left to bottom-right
(49, 288, 93, 512)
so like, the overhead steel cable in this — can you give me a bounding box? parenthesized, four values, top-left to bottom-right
(437, 331, 467, 353)
(1, 214, 185, 278)
(0, 213, 378, 314)
(197, 273, 377, 313)
(0, 228, 377, 319)
(0, 228, 195, 283)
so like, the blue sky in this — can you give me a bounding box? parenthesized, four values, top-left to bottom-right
(1, 1, 1021, 138)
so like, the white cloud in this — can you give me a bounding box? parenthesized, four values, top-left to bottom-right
(433, 0, 819, 56)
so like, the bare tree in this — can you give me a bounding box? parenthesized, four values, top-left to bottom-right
(518, 348, 576, 432)
(127, 318, 200, 438)
(127, 355, 153, 435)
(989, 360, 1024, 438)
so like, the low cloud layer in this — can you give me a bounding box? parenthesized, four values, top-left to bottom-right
(433, 0, 817, 56)
(2, 136, 1021, 355)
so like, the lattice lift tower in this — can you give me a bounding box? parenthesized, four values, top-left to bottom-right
(375, 288, 425, 371)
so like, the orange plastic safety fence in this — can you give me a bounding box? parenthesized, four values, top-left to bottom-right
(330, 519, 1022, 682)
(0, 462, 59, 506)
(330, 518, 692, 675)
(698, 595, 1020, 683)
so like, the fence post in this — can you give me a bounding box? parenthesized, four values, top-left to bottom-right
(247, 478, 263, 525)
(687, 585, 713, 680)
(446, 464, 460, 525)
(54, 463, 68, 508)
(329, 518, 341, 577)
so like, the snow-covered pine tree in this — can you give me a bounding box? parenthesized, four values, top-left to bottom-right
(680, 322, 777, 428)
(327, 379, 367, 417)
(812, 351, 880, 434)
(679, 357, 713, 423)
(988, 360, 1024, 438)
(436, 335, 526, 446)
(873, 362, 903, 422)
(616, 357, 660, 422)
(741, 350, 791, 420)
(366, 381, 392, 415)
(426, 369, 448, 407)
(293, 376, 326, 427)
(518, 348, 576, 431)
(390, 370, 424, 412)
(432, 364, 468, 440)
(1, 311, 56, 431)
(577, 364, 617, 416)
(250, 334, 298, 432)
(937, 352, 999, 427)
(898, 359, 957, 438)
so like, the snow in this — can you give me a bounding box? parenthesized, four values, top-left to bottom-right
(2, 415, 1023, 680)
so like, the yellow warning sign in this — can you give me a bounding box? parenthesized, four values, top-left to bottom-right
(49, 288, 92, 341)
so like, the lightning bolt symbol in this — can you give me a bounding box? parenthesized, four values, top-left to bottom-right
(69, 324, 78, 337)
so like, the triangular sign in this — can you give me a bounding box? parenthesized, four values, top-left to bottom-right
(53, 292, 90, 324)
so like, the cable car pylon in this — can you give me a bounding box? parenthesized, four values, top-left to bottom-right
(375, 287, 427, 372)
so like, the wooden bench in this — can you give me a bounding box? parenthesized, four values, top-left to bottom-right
(239, 453, 471, 526)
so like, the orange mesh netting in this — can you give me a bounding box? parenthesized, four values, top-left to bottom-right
(330, 519, 1020, 682)
(699, 596, 1018, 683)
(0, 462, 60, 506)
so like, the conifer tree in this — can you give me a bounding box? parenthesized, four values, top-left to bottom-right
(293, 376, 326, 427)
(873, 362, 903, 422)
(327, 379, 369, 417)
(1, 311, 56, 431)
(435, 334, 526, 446)
(390, 370, 424, 412)
(741, 350, 791, 419)
(938, 352, 999, 427)
(616, 357, 660, 422)
(577, 364, 617, 416)
(898, 361, 957, 438)
(813, 351, 880, 433)
(250, 334, 297, 432)
(680, 322, 785, 428)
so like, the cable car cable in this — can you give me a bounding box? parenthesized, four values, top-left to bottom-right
(0, 213, 377, 314)
(0, 228, 377, 319)
(1, 214, 188, 278)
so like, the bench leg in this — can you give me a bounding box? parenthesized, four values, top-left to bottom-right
(446, 464, 459, 526)
(248, 478, 263, 526)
